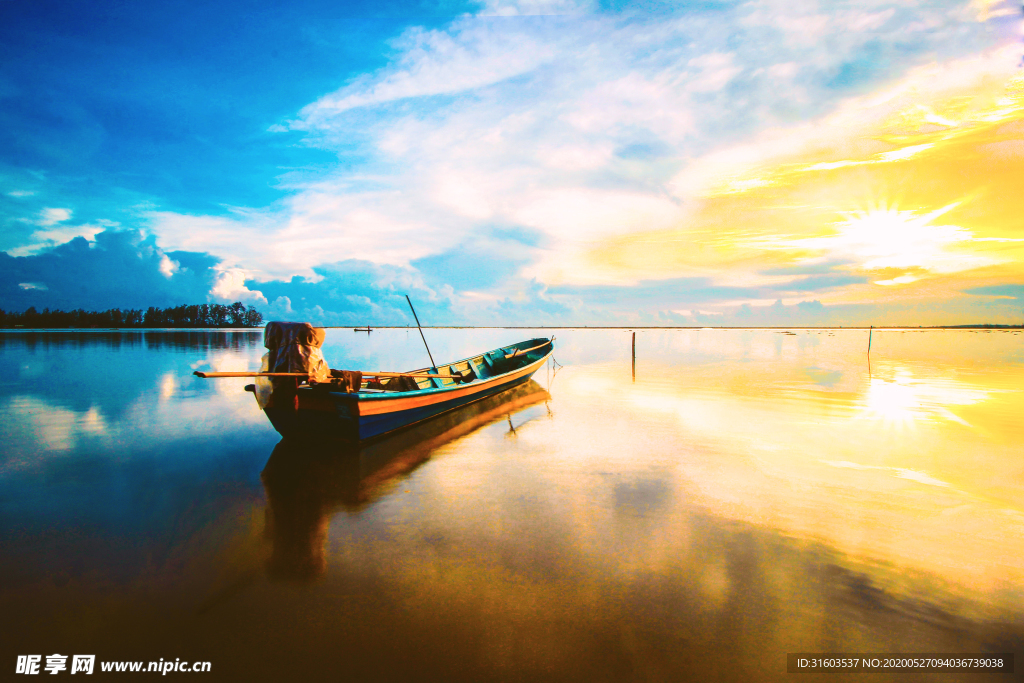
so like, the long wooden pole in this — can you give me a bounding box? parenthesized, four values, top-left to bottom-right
(196, 338, 556, 380)
(193, 370, 452, 379)
(405, 294, 436, 368)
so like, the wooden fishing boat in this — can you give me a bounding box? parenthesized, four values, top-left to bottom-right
(236, 329, 554, 442)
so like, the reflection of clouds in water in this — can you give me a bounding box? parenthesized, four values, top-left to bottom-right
(158, 372, 177, 400)
(822, 460, 953, 489)
(191, 351, 263, 397)
(613, 477, 672, 518)
(0, 383, 265, 470)
(699, 559, 730, 606)
(126, 384, 265, 438)
(141, 353, 266, 436)
(0, 398, 110, 472)
(1, 396, 109, 455)
(0, 334, 269, 471)
(801, 366, 843, 387)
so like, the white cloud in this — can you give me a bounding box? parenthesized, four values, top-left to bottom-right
(146, 210, 275, 268)
(741, 8, 831, 45)
(967, 0, 1019, 21)
(267, 296, 294, 317)
(670, 43, 1023, 200)
(7, 220, 111, 256)
(210, 267, 269, 304)
(295, 19, 558, 122)
(765, 62, 800, 79)
(561, 70, 696, 139)
(38, 207, 72, 226)
(685, 52, 742, 93)
(513, 188, 681, 239)
(31, 223, 104, 242)
(148, 191, 468, 282)
(848, 8, 896, 32)
(477, 0, 595, 16)
(144, 0, 1015, 304)
(158, 253, 179, 277)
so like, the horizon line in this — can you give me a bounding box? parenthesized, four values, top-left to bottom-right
(2, 324, 1022, 331)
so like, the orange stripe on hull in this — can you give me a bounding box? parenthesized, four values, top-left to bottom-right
(357, 355, 548, 416)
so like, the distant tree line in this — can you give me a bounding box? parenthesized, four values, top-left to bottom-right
(0, 302, 264, 328)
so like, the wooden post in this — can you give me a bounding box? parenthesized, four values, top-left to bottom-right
(867, 326, 873, 354)
(632, 331, 636, 382)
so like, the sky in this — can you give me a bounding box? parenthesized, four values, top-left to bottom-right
(1, 0, 1023, 326)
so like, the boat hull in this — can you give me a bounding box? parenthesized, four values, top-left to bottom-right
(262, 344, 552, 442)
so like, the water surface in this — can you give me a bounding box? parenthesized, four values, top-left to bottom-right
(1, 328, 1021, 680)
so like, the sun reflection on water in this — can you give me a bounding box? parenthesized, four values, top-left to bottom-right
(857, 370, 984, 430)
(857, 367, 992, 431)
(561, 329, 1024, 618)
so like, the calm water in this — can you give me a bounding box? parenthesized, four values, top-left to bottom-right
(1, 328, 1021, 681)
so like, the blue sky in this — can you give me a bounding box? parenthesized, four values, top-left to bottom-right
(2, 0, 1022, 325)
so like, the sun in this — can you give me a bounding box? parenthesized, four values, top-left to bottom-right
(776, 201, 999, 285)
(834, 203, 966, 270)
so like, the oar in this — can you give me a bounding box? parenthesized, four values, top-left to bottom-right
(193, 370, 454, 379)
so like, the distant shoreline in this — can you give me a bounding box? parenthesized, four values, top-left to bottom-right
(333, 324, 1024, 330)
(2, 325, 1021, 331)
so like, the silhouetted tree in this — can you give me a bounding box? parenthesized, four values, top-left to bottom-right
(1, 303, 265, 328)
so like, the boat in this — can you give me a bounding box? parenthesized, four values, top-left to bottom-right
(353, 326, 372, 332)
(234, 321, 554, 442)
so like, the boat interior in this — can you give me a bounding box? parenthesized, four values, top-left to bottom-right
(330, 337, 553, 394)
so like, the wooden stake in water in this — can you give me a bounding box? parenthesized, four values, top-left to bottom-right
(405, 294, 436, 369)
(867, 326, 873, 354)
(632, 331, 636, 382)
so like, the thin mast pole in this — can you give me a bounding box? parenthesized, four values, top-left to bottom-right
(405, 294, 436, 368)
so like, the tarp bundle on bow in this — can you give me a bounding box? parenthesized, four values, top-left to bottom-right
(255, 321, 332, 410)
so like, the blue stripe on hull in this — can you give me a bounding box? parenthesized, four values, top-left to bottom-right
(264, 370, 537, 442)
(356, 372, 534, 440)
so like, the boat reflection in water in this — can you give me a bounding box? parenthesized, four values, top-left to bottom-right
(261, 380, 551, 581)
